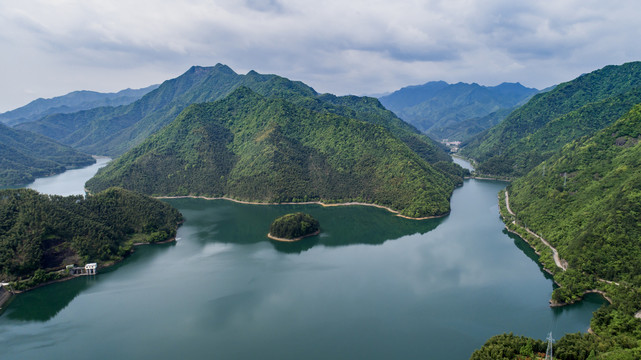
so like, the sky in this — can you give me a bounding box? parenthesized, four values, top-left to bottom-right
(1, 0, 641, 112)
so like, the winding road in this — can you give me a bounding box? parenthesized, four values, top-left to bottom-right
(504, 190, 568, 271)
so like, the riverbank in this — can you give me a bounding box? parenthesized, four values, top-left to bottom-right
(1, 236, 178, 297)
(0, 285, 14, 312)
(504, 190, 567, 271)
(500, 189, 619, 308)
(156, 196, 447, 220)
(267, 230, 321, 242)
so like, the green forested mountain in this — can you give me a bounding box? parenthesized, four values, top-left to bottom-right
(509, 104, 641, 286)
(0, 85, 158, 126)
(462, 61, 641, 177)
(86, 87, 459, 218)
(379, 81, 538, 140)
(476, 105, 641, 359)
(0, 187, 182, 286)
(0, 122, 95, 186)
(16, 65, 449, 166)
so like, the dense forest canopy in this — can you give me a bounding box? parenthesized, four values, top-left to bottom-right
(269, 212, 320, 240)
(86, 87, 460, 218)
(473, 104, 641, 359)
(0, 187, 182, 287)
(462, 61, 641, 178)
(16, 64, 454, 172)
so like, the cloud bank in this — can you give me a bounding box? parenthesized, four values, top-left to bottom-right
(1, 0, 640, 111)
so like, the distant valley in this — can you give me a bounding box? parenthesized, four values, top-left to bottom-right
(379, 81, 539, 141)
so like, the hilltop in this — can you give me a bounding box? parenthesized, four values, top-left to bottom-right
(17, 65, 452, 170)
(86, 87, 459, 218)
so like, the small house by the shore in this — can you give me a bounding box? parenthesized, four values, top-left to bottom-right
(68, 263, 98, 275)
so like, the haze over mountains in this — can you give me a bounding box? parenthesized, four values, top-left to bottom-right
(379, 81, 539, 141)
(0, 85, 158, 126)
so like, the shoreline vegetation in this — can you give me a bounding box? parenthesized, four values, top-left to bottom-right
(156, 195, 447, 220)
(0, 235, 178, 311)
(10, 236, 177, 294)
(500, 189, 616, 307)
(0, 188, 183, 300)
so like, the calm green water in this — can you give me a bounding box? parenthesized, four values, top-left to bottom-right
(0, 160, 605, 359)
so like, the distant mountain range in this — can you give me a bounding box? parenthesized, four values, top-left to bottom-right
(86, 86, 462, 218)
(0, 85, 158, 126)
(0, 122, 95, 187)
(17, 65, 452, 167)
(379, 81, 539, 141)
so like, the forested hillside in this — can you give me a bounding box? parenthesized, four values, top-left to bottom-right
(462, 61, 641, 177)
(0, 122, 95, 186)
(0, 85, 158, 126)
(17, 65, 451, 169)
(472, 104, 641, 359)
(0, 187, 182, 287)
(379, 81, 537, 140)
(86, 87, 459, 218)
(509, 104, 641, 289)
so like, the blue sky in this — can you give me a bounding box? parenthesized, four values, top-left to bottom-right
(1, 0, 641, 111)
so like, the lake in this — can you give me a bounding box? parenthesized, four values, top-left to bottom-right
(0, 159, 605, 359)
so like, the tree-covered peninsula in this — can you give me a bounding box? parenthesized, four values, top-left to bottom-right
(0, 187, 183, 289)
(86, 87, 459, 218)
(268, 212, 320, 241)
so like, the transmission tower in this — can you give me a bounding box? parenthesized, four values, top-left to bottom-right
(545, 332, 555, 360)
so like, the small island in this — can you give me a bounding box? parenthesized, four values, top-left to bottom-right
(268, 212, 320, 242)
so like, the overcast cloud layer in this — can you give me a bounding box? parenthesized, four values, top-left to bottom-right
(1, 0, 641, 111)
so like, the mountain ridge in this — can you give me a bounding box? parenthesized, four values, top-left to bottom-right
(0, 85, 158, 126)
(86, 86, 459, 218)
(17, 65, 451, 168)
(379, 80, 538, 140)
(461, 61, 641, 177)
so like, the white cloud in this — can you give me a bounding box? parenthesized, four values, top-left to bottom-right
(1, 0, 641, 111)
